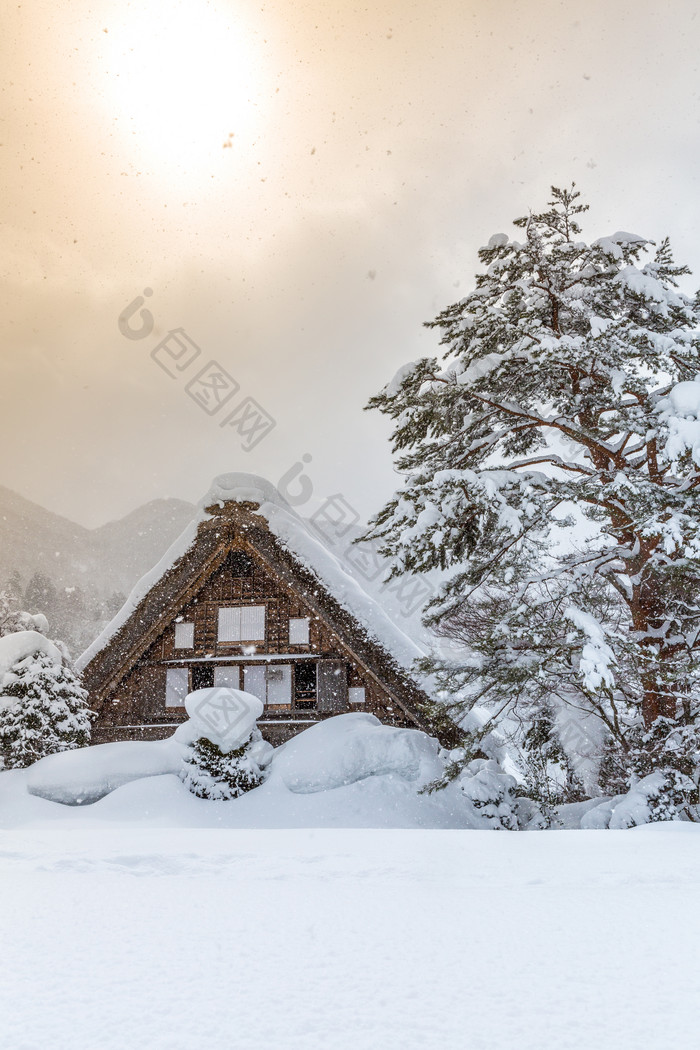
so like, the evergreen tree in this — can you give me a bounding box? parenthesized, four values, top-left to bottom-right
(24, 573, 57, 616)
(365, 185, 700, 800)
(4, 571, 23, 606)
(0, 589, 49, 637)
(180, 729, 268, 800)
(0, 591, 23, 636)
(0, 649, 92, 768)
(520, 708, 587, 813)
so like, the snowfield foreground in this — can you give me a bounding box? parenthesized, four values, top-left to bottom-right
(0, 827, 696, 1050)
(1, 825, 699, 1050)
(1, 713, 699, 1049)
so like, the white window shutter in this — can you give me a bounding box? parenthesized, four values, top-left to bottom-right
(165, 668, 189, 707)
(240, 605, 265, 640)
(289, 617, 310, 644)
(266, 664, 292, 704)
(218, 607, 241, 641)
(214, 665, 240, 688)
(174, 622, 195, 649)
(243, 664, 266, 701)
(218, 606, 265, 642)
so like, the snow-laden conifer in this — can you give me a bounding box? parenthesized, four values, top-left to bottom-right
(365, 185, 700, 802)
(0, 649, 91, 768)
(180, 729, 269, 800)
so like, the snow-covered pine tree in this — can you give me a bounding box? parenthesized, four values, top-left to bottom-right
(0, 591, 23, 636)
(0, 649, 91, 768)
(364, 185, 700, 798)
(180, 729, 268, 800)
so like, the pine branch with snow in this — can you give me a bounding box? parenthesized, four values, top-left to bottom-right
(365, 184, 700, 803)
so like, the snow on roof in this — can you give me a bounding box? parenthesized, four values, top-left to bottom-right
(77, 473, 426, 676)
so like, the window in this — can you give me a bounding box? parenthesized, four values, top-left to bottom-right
(165, 667, 189, 707)
(218, 605, 266, 642)
(289, 617, 310, 644)
(295, 662, 317, 710)
(214, 665, 240, 688)
(191, 665, 214, 691)
(243, 664, 292, 705)
(174, 622, 195, 649)
(243, 664, 266, 701)
(267, 664, 292, 704)
(348, 687, 366, 704)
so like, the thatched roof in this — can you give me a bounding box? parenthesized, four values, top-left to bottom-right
(79, 474, 434, 731)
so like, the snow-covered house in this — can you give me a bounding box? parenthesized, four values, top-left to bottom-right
(78, 474, 433, 745)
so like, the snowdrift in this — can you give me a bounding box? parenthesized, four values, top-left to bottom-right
(25, 738, 185, 806)
(270, 714, 443, 794)
(0, 713, 467, 829)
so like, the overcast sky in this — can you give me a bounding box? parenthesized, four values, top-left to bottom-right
(2, 0, 700, 527)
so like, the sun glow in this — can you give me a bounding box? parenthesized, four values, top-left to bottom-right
(97, 1, 265, 183)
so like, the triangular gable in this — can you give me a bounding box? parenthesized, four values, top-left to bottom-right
(81, 490, 432, 731)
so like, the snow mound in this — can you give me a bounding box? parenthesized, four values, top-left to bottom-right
(0, 631, 62, 687)
(25, 739, 185, 806)
(199, 472, 285, 511)
(270, 712, 443, 794)
(176, 687, 264, 752)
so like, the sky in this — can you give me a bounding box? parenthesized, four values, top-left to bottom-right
(2, 0, 700, 528)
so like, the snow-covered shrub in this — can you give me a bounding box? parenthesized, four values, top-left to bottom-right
(179, 729, 270, 800)
(458, 759, 520, 830)
(0, 647, 91, 769)
(520, 710, 587, 817)
(580, 719, 700, 828)
(0, 591, 50, 640)
(626, 718, 700, 823)
(175, 687, 273, 800)
(597, 772, 691, 830)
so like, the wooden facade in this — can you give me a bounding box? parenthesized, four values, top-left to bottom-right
(83, 498, 431, 746)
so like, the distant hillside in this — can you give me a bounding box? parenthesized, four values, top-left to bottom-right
(0, 486, 196, 596)
(0, 485, 436, 659)
(0, 486, 196, 654)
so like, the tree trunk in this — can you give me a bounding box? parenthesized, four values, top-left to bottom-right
(641, 667, 677, 727)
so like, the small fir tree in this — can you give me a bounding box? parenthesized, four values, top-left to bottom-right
(626, 717, 700, 821)
(520, 709, 587, 814)
(0, 649, 92, 768)
(0, 591, 23, 636)
(180, 729, 268, 800)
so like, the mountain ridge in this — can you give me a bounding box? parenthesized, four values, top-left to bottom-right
(0, 484, 197, 597)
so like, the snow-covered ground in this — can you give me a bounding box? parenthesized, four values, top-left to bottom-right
(1, 824, 699, 1050)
